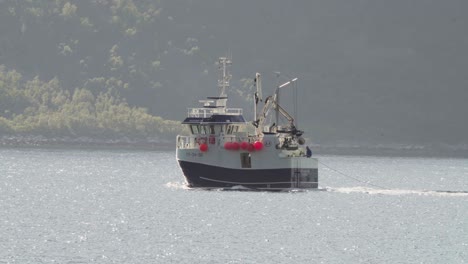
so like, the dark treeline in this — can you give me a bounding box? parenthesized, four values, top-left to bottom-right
(0, 66, 181, 139)
(0, 0, 190, 140)
(0, 0, 467, 146)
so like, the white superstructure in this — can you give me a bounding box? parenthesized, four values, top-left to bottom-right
(176, 57, 318, 190)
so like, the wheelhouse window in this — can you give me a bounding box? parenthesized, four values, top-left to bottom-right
(191, 125, 210, 134)
(190, 125, 200, 134)
(227, 125, 239, 135)
(200, 125, 207, 135)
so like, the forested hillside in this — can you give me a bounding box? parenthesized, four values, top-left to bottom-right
(0, 0, 192, 140)
(1, 0, 467, 146)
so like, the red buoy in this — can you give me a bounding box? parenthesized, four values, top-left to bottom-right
(199, 143, 208, 152)
(247, 143, 255, 152)
(240, 141, 249, 150)
(224, 142, 232, 150)
(253, 141, 263, 150)
(231, 142, 240, 150)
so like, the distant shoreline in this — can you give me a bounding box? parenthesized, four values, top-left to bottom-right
(0, 135, 173, 151)
(1, 135, 467, 158)
(313, 145, 468, 159)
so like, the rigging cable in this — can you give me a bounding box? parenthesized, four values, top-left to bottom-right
(293, 79, 298, 128)
(318, 160, 468, 195)
(318, 160, 386, 189)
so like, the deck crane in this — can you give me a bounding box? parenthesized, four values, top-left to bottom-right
(252, 75, 304, 149)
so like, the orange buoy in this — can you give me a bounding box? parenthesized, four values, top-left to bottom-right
(253, 141, 263, 150)
(199, 143, 208, 152)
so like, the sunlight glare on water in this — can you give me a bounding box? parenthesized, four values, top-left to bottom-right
(0, 148, 467, 263)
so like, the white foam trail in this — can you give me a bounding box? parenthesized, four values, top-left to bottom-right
(326, 186, 468, 197)
(165, 181, 190, 190)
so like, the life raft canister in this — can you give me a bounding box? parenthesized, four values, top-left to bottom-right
(209, 136, 216, 144)
(197, 137, 207, 145)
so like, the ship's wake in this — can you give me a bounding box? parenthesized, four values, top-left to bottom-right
(165, 182, 468, 197)
(165, 181, 190, 190)
(326, 186, 468, 197)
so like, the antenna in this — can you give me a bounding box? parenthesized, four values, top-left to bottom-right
(218, 57, 232, 97)
(254, 72, 263, 123)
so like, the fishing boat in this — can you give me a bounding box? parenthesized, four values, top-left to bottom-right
(176, 57, 318, 190)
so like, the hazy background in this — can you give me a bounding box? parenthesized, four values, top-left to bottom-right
(0, 0, 467, 147)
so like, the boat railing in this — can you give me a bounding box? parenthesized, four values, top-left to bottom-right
(177, 134, 260, 149)
(225, 108, 243, 115)
(188, 107, 243, 118)
(220, 134, 264, 145)
(177, 135, 198, 149)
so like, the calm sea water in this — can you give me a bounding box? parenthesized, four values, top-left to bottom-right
(0, 148, 467, 264)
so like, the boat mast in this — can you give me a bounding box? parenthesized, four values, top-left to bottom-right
(254, 72, 263, 126)
(216, 57, 232, 109)
(218, 57, 232, 97)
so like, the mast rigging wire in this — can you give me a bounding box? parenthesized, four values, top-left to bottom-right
(318, 161, 386, 189)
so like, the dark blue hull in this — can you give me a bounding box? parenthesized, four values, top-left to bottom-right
(178, 160, 318, 190)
